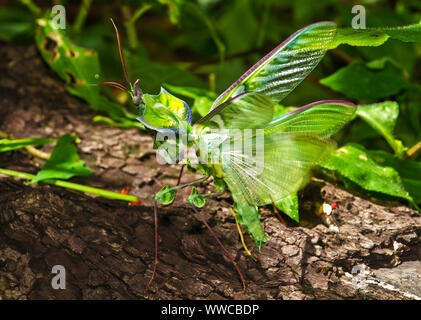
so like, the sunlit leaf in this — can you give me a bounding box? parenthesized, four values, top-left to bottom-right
(30, 134, 93, 184)
(369, 150, 421, 204)
(321, 144, 415, 206)
(356, 101, 407, 157)
(275, 193, 299, 222)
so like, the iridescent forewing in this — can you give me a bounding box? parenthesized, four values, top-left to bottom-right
(209, 22, 337, 110)
(221, 101, 356, 206)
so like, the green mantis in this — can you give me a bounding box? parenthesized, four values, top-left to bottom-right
(99, 20, 356, 292)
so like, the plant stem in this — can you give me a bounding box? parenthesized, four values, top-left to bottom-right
(73, 0, 92, 33)
(122, 3, 152, 51)
(406, 140, 421, 159)
(0, 168, 138, 202)
(20, 0, 41, 17)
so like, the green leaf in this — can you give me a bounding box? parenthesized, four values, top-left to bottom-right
(154, 185, 176, 205)
(35, 16, 137, 125)
(0, 138, 54, 152)
(329, 23, 421, 49)
(369, 150, 421, 205)
(138, 88, 192, 133)
(188, 187, 206, 208)
(30, 134, 93, 184)
(356, 101, 407, 157)
(275, 193, 299, 222)
(320, 60, 409, 100)
(234, 202, 266, 251)
(321, 144, 415, 206)
(383, 24, 421, 42)
(164, 83, 217, 117)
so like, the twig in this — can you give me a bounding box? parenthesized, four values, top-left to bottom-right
(25, 145, 50, 160)
(406, 140, 421, 159)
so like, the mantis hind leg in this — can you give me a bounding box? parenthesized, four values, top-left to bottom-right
(190, 203, 246, 293)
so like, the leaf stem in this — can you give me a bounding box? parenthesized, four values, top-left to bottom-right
(0, 168, 138, 202)
(73, 0, 92, 33)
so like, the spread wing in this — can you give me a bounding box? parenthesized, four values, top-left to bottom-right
(220, 101, 356, 206)
(209, 21, 337, 110)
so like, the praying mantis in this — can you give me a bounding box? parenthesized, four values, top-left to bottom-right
(99, 20, 356, 292)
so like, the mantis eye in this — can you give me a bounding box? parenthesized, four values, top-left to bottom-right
(132, 79, 143, 106)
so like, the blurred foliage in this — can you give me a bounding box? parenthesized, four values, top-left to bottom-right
(1, 0, 421, 227)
